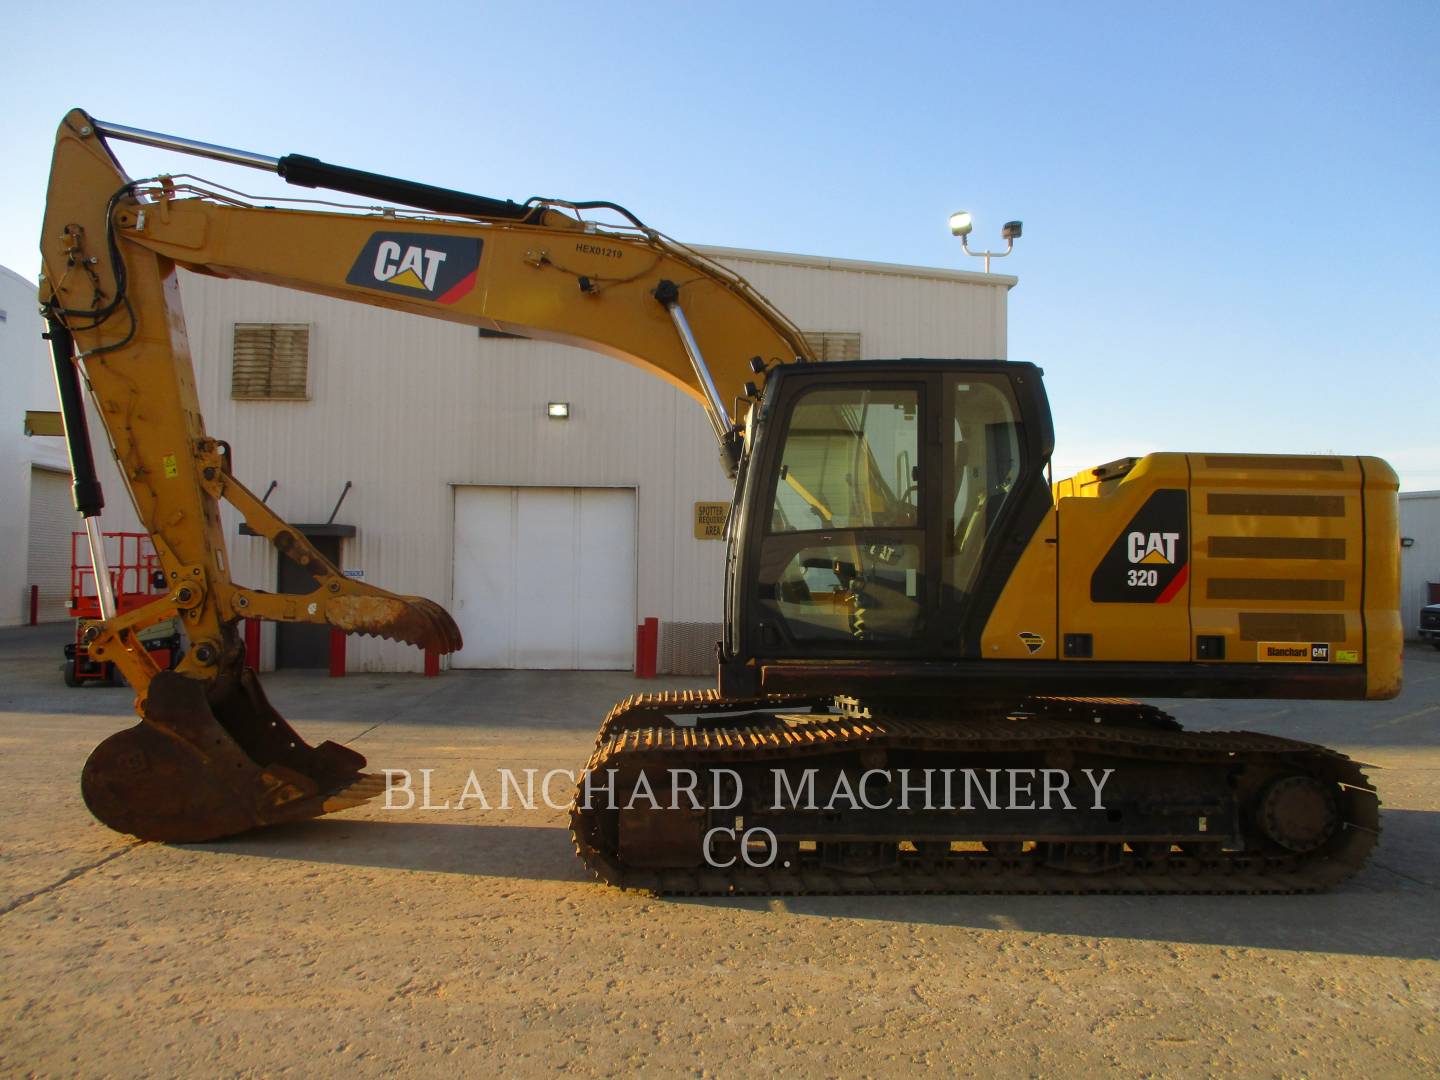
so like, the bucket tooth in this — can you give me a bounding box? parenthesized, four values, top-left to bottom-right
(323, 593, 462, 653)
(323, 774, 389, 813)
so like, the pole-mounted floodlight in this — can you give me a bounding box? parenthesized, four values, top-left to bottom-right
(950, 212, 1022, 272)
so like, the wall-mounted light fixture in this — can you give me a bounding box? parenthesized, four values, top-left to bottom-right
(547, 402, 571, 420)
(1401, 537, 1416, 548)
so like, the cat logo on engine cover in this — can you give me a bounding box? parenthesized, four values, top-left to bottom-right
(346, 232, 481, 304)
(1018, 632, 1045, 654)
(1091, 488, 1189, 604)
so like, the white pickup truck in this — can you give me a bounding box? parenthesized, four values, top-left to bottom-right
(1421, 602, 1440, 649)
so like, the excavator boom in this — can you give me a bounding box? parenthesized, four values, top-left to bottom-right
(40, 109, 809, 841)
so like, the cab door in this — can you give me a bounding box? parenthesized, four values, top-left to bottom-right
(748, 380, 935, 656)
(732, 361, 1055, 665)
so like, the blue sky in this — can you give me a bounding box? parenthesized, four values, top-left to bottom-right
(2, 1, 1435, 487)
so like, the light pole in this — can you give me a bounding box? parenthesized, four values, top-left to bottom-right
(948, 212, 1023, 273)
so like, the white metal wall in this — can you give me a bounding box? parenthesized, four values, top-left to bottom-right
(1, 265, 145, 627)
(1, 267, 67, 625)
(26, 468, 74, 623)
(163, 248, 1011, 672)
(1400, 491, 1440, 638)
(696, 247, 1010, 360)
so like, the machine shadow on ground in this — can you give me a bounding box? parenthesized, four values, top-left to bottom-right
(705, 881, 1440, 963)
(188, 819, 590, 884)
(668, 837, 1440, 962)
(187, 810, 1439, 962)
(675, 807, 1440, 963)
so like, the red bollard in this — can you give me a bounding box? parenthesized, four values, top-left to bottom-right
(29, 585, 39, 626)
(328, 628, 346, 677)
(424, 649, 440, 677)
(243, 618, 261, 671)
(635, 617, 658, 678)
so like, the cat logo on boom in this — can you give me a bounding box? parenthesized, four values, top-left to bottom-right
(373, 242, 448, 292)
(346, 232, 482, 305)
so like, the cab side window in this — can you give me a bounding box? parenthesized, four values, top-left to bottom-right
(948, 378, 1023, 599)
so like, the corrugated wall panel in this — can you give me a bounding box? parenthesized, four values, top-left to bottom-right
(2, 267, 141, 625)
(175, 249, 1010, 671)
(1, 268, 49, 626)
(705, 252, 1009, 360)
(26, 468, 74, 623)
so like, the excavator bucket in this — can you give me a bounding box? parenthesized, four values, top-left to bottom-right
(81, 669, 384, 843)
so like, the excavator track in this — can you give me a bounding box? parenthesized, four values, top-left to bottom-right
(569, 691, 1378, 896)
(594, 689, 832, 742)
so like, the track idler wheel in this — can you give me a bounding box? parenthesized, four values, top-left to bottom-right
(81, 669, 375, 843)
(1257, 775, 1340, 853)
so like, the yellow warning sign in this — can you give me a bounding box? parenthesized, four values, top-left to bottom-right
(694, 502, 729, 540)
(23, 410, 64, 437)
(163, 454, 179, 479)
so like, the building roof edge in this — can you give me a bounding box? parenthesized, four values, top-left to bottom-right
(690, 244, 1018, 289)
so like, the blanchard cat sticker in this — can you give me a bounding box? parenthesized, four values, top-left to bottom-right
(346, 232, 481, 304)
(1091, 488, 1189, 604)
(1258, 642, 1330, 663)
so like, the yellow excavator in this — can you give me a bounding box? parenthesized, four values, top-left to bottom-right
(40, 109, 1401, 894)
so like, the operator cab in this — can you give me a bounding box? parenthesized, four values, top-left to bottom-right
(725, 360, 1054, 678)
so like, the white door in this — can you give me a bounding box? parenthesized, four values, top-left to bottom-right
(452, 486, 636, 669)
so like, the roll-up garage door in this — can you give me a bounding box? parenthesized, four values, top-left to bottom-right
(452, 486, 636, 669)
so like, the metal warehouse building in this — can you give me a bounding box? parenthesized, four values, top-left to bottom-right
(4, 249, 1015, 672)
(2, 264, 79, 628)
(1401, 490, 1440, 641)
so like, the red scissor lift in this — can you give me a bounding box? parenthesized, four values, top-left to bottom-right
(64, 531, 182, 687)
